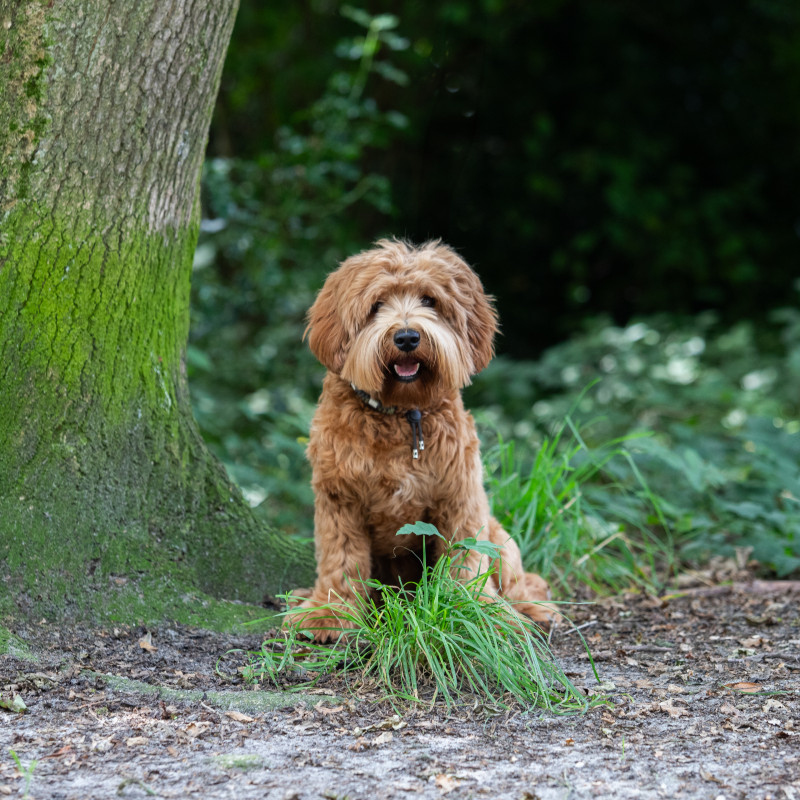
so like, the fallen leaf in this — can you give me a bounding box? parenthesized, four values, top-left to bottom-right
(0, 694, 27, 714)
(167, 746, 179, 757)
(564, 738, 575, 746)
(347, 736, 369, 752)
(314, 702, 344, 716)
(182, 721, 211, 739)
(352, 715, 407, 736)
(659, 699, 690, 719)
(373, 731, 393, 745)
(719, 702, 740, 716)
(762, 698, 786, 714)
(126, 736, 148, 747)
(0, 785, 12, 796)
(667, 684, 685, 694)
(634, 679, 655, 690)
(138, 632, 157, 653)
(21, 672, 58, 689)
(224, 710, 255, 723)
(724, 682, 762, 694)
(91, 736, 115, 752)
(434, 774, 461, 795)
(739, 636, 764, 649)
(41, 745, 73, 760)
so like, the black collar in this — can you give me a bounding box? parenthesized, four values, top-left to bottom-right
(350, 383, 425, 459)
(350, 383, 396, 415)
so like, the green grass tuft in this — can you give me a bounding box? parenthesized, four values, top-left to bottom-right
(243, 529, 599, 712)
(485, 413, 677, 596)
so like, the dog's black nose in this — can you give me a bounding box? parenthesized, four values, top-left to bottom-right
(394, 328, 420, 352)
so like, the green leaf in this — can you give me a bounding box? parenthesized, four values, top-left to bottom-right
(0, 694, 27, 714)
(371, 14, 400, 31)
(373, 61, 409, 86)
(719, 500, 768, 521)
(340, 5, 373, 28)
(396, 521, 443, 539)
(456, 537, 503, 559)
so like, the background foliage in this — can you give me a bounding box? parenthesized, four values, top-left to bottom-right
(190, 2, 800, 586)
(209, 0, 800, 351)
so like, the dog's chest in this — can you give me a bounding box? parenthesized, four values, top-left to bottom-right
(311, 410, 456, 501)
(355, 436, 444, 509)
(361, 456, 441, 548)
(309, 389, 481, 524)
(381, 465, 438, 514)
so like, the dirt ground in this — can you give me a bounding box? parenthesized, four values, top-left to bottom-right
(1, 584, 798, 800)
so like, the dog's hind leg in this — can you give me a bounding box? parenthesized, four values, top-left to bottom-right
(487, 517, 555, 626)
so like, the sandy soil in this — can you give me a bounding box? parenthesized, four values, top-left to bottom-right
(1, 586, 798, 800)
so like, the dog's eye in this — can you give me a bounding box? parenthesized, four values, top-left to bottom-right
(370, 301, 383, 315)
(421, 295, 436, 308)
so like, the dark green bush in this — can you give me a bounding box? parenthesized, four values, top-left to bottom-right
(472, 310, 800, 577)
(212, 1, 800, 351)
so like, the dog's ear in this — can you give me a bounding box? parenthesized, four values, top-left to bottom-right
(304, 275, 348, 373)
(467, 284, 499, 375)
(434, 243, 499, 375)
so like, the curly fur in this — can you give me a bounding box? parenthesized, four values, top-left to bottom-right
(290, 239, 552, 641)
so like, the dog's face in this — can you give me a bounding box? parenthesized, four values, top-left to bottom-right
(305, 240, 498, 407)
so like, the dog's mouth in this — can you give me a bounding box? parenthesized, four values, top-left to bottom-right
(391, 358, 421, 383)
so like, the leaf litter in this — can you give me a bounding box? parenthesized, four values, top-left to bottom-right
(0, 585, 798, 799)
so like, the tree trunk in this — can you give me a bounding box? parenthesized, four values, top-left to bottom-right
(0, 0, 315, 621)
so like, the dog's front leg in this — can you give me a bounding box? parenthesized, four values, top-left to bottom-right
(288, 488, 372, 642)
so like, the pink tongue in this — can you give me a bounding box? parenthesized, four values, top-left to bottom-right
(394, 362, 420, 378)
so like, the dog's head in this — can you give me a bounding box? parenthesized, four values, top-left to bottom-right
(305, 239, 498, 407)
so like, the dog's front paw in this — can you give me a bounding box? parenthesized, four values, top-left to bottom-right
(284, 586, 313, 608)
(513, 599, 557, 628)
(511, 573, 558, 628)
(285, 597, 358, 643)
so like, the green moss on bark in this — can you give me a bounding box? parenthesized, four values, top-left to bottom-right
(0, 0, 317, 625)
(0, 205, 315, 624)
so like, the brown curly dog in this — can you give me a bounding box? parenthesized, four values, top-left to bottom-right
(289, 239, 552, 641)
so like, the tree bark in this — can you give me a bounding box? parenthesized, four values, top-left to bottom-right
(0, 0, 315, 620)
